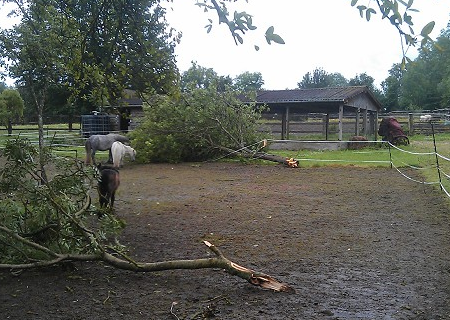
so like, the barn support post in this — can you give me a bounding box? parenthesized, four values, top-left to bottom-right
(281, 106, 290, 140)
(369, 111, 375, 136)
(355, 108, 361, 136)
(362, 109, 368, 135)
(375, 111, 379, 140)
(338, 105, 344, 141)
(322, 113, 330, 140)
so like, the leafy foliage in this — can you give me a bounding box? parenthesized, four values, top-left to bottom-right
(0, 138, 125, 265)
(129, 87, 265, 163)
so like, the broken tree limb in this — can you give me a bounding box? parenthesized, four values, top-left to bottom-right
(218, 144, 299, 167)
(101, 241, 295, 293)
(203, 241, 295, 293)
(0, 224, 295, 293)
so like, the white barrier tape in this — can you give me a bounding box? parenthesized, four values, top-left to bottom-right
(391, 162, 439, 185)
(388, 142, 435, 155)
(296, 158, 390, 164)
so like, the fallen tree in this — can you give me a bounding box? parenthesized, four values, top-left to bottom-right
(0, 138, 294, 293)
(218, 141, 299, 167)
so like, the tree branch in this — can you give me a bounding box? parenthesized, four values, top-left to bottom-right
(0, 230, 295, 293)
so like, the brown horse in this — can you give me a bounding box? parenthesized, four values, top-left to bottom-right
(97, 164, 120, 209)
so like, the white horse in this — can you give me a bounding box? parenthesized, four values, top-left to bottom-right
(111, 141, 136, 168)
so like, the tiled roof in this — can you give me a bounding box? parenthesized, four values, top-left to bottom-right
(255, 86, 375, 104)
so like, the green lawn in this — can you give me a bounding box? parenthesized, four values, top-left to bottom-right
(270, 133, 450, 195)
(2, 126, 450, 192)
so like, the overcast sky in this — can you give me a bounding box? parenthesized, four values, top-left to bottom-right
(163, 0, 450, 89)
(1, 1, 449, 89)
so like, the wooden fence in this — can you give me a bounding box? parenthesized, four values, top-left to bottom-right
(258, 112, 450, 138)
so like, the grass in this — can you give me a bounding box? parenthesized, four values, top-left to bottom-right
(269, 133, 450, 197)
(2, 124, 450, 192)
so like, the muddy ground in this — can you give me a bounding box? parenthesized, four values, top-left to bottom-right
(1, 162, 450, 319)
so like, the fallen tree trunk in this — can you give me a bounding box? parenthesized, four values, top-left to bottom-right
(0, 225, 295, 293)
(219, 143, 299, 167)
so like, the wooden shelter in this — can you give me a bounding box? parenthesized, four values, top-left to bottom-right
(253, 86, 382, 140)
(105, 89, 145, 132)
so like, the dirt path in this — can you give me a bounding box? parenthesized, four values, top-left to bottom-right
(1, 162, 450, 319)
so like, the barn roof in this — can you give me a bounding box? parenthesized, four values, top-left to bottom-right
(252, 86, 382, 113)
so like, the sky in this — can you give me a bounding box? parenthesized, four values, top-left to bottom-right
(1, 1, 449, 89)
(163, 0, 450, 89)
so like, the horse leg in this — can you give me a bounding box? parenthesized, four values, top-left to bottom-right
(98, 189, 108, 208)
(107, 149, 113, 164)
(110, 191, 115, 207)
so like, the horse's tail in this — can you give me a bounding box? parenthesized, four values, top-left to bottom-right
(85, 138, 92, 164)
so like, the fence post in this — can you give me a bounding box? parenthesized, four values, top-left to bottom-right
(408, 113, 414, 135)
(431, 122, 443, 190)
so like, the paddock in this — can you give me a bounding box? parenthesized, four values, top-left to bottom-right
(2, 162, 450, 319)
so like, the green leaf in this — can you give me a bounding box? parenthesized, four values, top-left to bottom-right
(235, 33, 243, 44)
(403, 13, 413, 26)
(357, 5, 367, 18)
(381, 6, 391, 19)
(420, 21, 435, 37)
(366, 8, 376, 21)
(433, 42, 444, 52)
(401, 56, 406, 70)
(270, 34, 285, 45)
(404, 34, 415, 45)
(351, 0, 358, 6)
(254, 45, 260, 51)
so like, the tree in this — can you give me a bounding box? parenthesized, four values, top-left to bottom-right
(349, 72, 384, 102)
(0, 88, 24, 135)
(328, 72, 349, 87)
(298, 68, 332, 89)
(0, 81, 6, 93)
(130, 85, 265, 163)
(398, 25, 450, 110)
(297, 68, 349, 89)
(380, 63, 404, 111)
(0, 0, 179, 179)
(180, 61, 234, 92)
(0, 1, 69, 178)
(233, 71, 264, 91)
